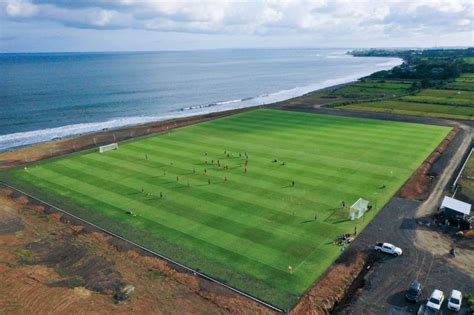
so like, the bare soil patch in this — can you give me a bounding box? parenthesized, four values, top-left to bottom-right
(290, 250, 368, 315)
(415, 228, 474, 278)
(0, 187, 270, 314)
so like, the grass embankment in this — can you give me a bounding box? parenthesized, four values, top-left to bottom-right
(0, 109, 450, 309)
(457, 150, 474, 203)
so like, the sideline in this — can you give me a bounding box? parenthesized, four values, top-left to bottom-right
(0, 182, 284, 314)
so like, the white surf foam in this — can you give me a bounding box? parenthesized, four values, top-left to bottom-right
(0, 57, 402, 152)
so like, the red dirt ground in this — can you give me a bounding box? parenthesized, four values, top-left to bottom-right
(0, 109, 457, 314)
(0, 187, 270, 314)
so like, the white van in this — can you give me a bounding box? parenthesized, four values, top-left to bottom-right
(426, 289, 444, 311)
(447, 290, 462, 312)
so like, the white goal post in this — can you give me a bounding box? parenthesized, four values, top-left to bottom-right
(99, 143, 118, 153)
(349, 198, 369, 220)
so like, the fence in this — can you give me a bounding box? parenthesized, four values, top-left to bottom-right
(0, 182, 284, 313)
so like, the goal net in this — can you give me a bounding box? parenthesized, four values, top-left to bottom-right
(349, 198, 369, 220)
(99, 143, 118, 153)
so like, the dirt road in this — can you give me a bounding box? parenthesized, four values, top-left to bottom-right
(416, 126, 473, 217)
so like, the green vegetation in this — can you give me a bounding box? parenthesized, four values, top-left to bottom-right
(147, 268, 165, 280)
(286, 80, 414, 108)
(352, 48, 474, 83)
(445, 73, 474, 91)
(336, 74, 474, 120)
(280, 49, 474, 121)
(332, 81, 414, 99)
(457, 151, 474, 203)
(340, 100, 474, 120)
(463, 57, 474, 65)
(325, 50, 474, 120)
(352, 48, 474, 61)
(467, 295, 474, 314)
(0, 109, 450, 309)
(15, 248, 37, 264)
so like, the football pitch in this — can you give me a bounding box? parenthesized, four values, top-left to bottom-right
(1, 109, 450, 309)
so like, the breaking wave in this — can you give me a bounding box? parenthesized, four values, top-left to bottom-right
(0, 57, 401, 152)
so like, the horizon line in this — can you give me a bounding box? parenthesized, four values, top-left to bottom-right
(1, 46, 472, 55)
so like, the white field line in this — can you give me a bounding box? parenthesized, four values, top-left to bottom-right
(0, 182, 284, 313)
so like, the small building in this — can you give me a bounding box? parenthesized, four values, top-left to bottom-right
(440, 196, 471, 220)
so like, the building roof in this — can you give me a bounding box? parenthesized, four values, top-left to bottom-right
(441, 196, 471, 215)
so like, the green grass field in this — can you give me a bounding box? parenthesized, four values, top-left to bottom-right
(337, 74, 474, 120)
(0, 109, 451, 309)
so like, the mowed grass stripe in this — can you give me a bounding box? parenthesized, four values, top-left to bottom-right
(113, 142, 379, 210)
(145, 127, 412, 174)
(147, 133, 410, 180)
(5, 109, 451, 308)
(70, 155, 336, 241)
(16, 171, 300, 292)
(32, 165, 303, 274)
(83, 151, 352, 224)
(181, 118, 440, 167)
(198, 115, 437, 153)
(50, 161, 321, 263)
(222, 110, 445, 142)
(126, 141, 396, 207)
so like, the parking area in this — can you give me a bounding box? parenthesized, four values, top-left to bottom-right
(334, 198, 473, 315)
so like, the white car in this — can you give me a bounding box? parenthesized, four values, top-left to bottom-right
(426, 289, 445, 311)
(447, 289, 462, 312)
(374, 242, 403, 256)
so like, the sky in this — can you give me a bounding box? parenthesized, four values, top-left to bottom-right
(0, 0, 473, 52)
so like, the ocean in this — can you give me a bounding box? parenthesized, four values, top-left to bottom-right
(0, 49, 401, 151)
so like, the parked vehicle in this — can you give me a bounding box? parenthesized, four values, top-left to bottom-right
(405, 280, 423, 302)
(426, 289, 445, 311)
(374, 242, 403, 256)
(417, 304, 442, 315)
(447, 289, 462, 312)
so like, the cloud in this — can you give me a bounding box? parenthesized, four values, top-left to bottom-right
(0, 0, 472, 51)
(5, 0, 38, 17)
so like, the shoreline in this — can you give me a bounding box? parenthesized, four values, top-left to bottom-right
(0, 105, 264, 169)
(0, 56, 402, 153)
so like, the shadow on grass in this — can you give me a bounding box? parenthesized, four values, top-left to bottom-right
(127, 191, 141, 195)
(324, 207, 350, 224)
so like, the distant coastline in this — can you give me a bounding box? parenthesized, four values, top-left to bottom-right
(0, 50, 402, 152)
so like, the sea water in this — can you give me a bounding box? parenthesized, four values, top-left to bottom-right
(0, 49, 401, 151)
